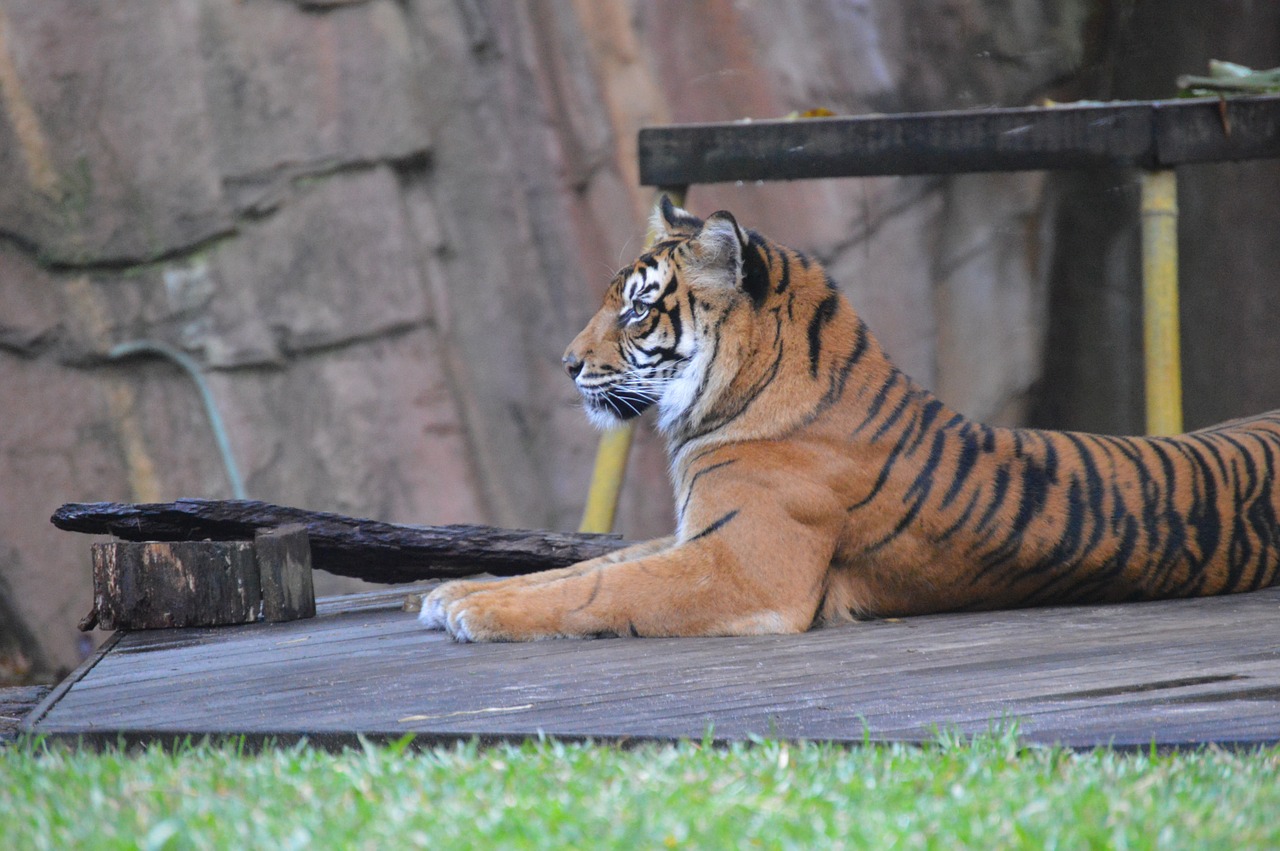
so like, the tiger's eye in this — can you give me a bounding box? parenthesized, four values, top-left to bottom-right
(631, 298, 649, 319)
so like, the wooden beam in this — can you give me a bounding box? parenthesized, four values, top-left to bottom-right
(1153, 96, 1280, 164)
(638, 95, 1280, 185)
(53, 500, 631, 585)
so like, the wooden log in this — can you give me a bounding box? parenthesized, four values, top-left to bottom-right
(53, 499, 631, 585)
(92, 540, 260, 630)
(255, 524, 315, 622)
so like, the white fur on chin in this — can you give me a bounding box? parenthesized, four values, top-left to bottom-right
(657, 348, 709, 435)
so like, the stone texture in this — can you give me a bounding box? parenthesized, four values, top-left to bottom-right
(197, 0, 431, 182)
(211, 165, 430, 362)
(0, 354, 130, 681)
(0, 242, 63, 359)
(0, 1, 230, 264)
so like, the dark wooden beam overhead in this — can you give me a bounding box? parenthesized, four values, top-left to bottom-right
(638, 95, 1280, 184)
(1154, 95, 1280, 164)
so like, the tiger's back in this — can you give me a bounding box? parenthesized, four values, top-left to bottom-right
(420, 199, 1280, 641)
(821, 408, 1280, 618)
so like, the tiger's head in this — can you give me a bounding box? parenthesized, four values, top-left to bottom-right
(563, 196, 759, 436)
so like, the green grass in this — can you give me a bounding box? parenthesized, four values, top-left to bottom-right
(2, 729, 1278, 850)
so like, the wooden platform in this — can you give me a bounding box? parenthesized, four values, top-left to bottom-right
(1, 685, 50, 744)
(22, 584, 1280, 749)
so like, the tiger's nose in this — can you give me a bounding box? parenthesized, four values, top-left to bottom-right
(562, 352, 584, 379)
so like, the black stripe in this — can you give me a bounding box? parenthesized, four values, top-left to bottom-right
(689, 509, 740, 541)
(940, 424, 981, 509)
(678, 459, 738, 522)
(903, 399, 945, 455)
(1239, 431, 1280, 591)
(1146, 438, 1188, 593)
(964, 464, 1013, 566)
(1060, 432, 1111, 557)
(741, 235, 771, 307)
(820, 319, 871, 406)
(969, 436, 1056, 582)
(1025, 474, 1088, 586)
(775, 249, 792, 294)
(1217, 432, 1259, 592)
(851, 371, 902, 436)
(807, 292, 841, 378)
(1166, 436, 1219, 596)
(683, 311, 727, 414)
(934, 483, 986, 542)
(696, 323, 786, 434)
(569, 572, 605, 613)
(867, 385, 922, 443)
(846, 413, 925, 512)
(861, 428, 951, 554)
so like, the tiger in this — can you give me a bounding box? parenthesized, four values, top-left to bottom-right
(419, 196, 1280, 641)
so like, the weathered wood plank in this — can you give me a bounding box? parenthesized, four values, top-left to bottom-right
(52, 500, 629, 584)
(0, 686, 50, 744)
(638, 95, 1280, 185)
(91, 540, 260, 630)
(1153, 96, 1280, 164)
(26, 585, 1280, 749)
(256, 524, 315, 622)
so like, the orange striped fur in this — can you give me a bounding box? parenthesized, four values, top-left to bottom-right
(420, 198, 1280, 641)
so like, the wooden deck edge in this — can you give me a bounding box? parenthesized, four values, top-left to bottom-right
(24, 725, 1279, 755)
(16, 585, 429, 741)
(18, 631, 123, 737)
(0, 686, 51, 744)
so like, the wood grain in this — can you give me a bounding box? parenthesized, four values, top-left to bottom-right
(639, 95, 1280, 185)
(91, 540, 259, 630)
(52, 499, 630, 584)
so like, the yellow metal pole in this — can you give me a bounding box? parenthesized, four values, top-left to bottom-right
(579, 186, 687, 533)
(578, 426, 636, 534)
(1140, 169, 1183, 436)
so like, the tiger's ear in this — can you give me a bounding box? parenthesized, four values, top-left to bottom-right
(650, 194, 703, 239)
(686, 210, 749, 290)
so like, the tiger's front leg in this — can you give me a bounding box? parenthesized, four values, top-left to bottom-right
(429, 510, 837, 641)
(418, 537, 675, 630)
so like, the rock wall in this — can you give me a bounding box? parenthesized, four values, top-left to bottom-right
(9, 0, 1249, 679)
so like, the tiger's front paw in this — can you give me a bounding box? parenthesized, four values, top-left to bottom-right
(418, 580, 483, 630)
(441, 589, 565, 642)
(443, 591, 516, 642)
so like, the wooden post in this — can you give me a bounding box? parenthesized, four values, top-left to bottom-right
(91, 540, 260, 630)
(256, 524, 315, 622)
(87, 524, 318, 630)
